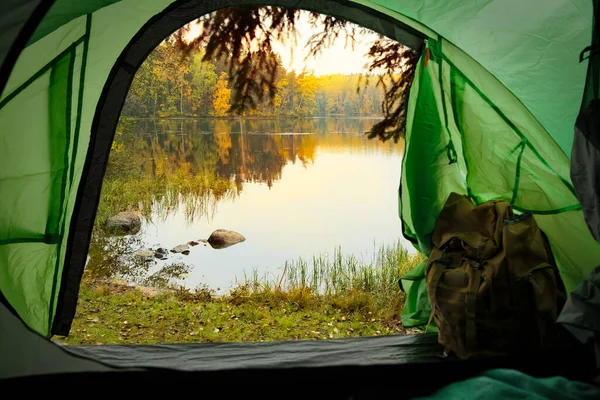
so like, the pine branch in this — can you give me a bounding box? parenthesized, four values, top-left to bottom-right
(170, 6, 417, 142)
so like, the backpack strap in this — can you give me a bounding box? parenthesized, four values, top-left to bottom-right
(426, 250, 451, 332)
(465, 251, 484, 351)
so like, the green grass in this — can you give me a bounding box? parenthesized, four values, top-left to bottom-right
(54, 241, 424, 345)
(53, 279, 415, 345)
(238, 240, 423, 321)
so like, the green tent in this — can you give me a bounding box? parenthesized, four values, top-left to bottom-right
(2, 0, 600, 396)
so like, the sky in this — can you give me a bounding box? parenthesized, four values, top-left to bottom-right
(270, 12, 380, 76)
(185, 10, 382, 76)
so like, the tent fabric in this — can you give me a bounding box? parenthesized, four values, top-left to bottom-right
(0, 0, 46, 94)
(572, 103, 600, 243)
(0, 0, 598, 344)
(560, 3, 600, 379)
(398, 38, 600, 320)
(398, 260, 435, 330)
(0, 300, 115, 379)
(557, 265, 600, 378)
(371, 0, 592, 159)
(413, 368, 600, 400)
(66, 332, 443, 371)
(3, 342, 597, 398)
(572, 0, 600, 243)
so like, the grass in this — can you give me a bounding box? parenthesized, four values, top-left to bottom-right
(53, 241, 425, 345)
(238, 240, 423, 321)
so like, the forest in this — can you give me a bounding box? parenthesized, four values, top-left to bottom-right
(121, 38, 387, 119)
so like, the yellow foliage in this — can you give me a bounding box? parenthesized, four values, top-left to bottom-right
(212, 72, 231, 117)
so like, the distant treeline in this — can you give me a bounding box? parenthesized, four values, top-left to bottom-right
(122, 39, 387, 119)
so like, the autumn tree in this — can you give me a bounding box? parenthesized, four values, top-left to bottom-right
(212, 72, 232, 117)
(174, 6, 417, 143)
(122, 40, 220, 117)
(190, 52, 218, 113)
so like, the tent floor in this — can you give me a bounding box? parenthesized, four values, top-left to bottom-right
(65, 331, 445, 370)
(5, 332, 597, 398)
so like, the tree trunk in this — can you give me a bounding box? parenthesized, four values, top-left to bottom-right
(180, 86, 184, 116)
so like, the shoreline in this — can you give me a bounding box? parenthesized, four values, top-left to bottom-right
(52, 276, 422, 345)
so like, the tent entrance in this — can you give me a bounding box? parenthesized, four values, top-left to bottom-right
(52, 0, 426, 336)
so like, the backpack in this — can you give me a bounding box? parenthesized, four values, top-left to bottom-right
(425, 193, 567, 359)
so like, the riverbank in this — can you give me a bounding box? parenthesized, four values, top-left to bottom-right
(52, 277, 421, 345)
(53, 244, 425, 345)
(124, 114, 384, 121)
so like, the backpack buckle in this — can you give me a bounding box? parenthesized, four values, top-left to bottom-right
(472, 248, 484, 270)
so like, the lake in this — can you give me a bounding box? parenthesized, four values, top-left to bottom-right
(93, 117, 415, 293)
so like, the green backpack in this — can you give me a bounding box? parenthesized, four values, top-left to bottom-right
(425, 193, 567, 359)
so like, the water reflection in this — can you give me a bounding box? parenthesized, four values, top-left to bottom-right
(88, 117, 407, 291)
(135, 117, 399, 192)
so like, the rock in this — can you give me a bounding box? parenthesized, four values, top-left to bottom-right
(171, 244, 190, 253)
(181, 250, 190, 255)
(155, 247, 168, 255)
(207, 229, 246, 249)
(188, 241, 199, 246)
(135, 250, 155, 262)
(154, 250, 168, 260)
(105, 212, 141, 235)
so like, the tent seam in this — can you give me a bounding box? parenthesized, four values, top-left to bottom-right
(448, 62, 474, 202)
(69, 14, 92, 187)
(0, 37, 85, 110)
(510, 140, 527, 205)
(47, 46, 76, 336)
(442, 53, 579, 201)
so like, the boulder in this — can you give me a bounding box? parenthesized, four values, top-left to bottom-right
(105, 212, 141, 235)
(207, 229, 246, 249)
(171, 244, 190, 253)
(134, 250, 154, 262)
(154, 248, 168, 260)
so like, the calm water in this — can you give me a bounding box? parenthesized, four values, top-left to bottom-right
(110, 118, 414, 292)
